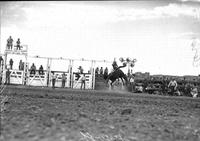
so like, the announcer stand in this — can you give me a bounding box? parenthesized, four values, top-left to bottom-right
(3, 45, 28, 85)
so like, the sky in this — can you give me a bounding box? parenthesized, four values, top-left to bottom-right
(0, 0, 200, 76)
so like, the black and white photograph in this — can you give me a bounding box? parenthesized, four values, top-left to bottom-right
(0, 0, 200, 141)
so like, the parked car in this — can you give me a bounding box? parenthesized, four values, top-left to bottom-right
(135, 83, 144, 93)
(145, 83, 162, 94)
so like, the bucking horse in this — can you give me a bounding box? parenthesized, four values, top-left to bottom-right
(105, 65, 128, 89)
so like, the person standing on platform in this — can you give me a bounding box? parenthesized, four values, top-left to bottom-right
(100, 67, 103, 75)
(95, 67, 99, 76)
(19, 60, 23, 70)
(7, 36, 13, 50)
(16, 38, 21, 50)
(0, 56, 3, 67)
(9, 59, 13, 69)
(80, 74, 86, 90)
(39, 65, 44, 75)
(78, 66, 84, 74)
(61, 72, 66, 88)
(21, 62, 24, 71)
(30, 63, 36, 75)
(103, 67, 108, 80)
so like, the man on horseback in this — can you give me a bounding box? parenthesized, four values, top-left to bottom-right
(112, 58, 118, 71)
(111, 58, 126, 72)
(106, 58, 128, 88)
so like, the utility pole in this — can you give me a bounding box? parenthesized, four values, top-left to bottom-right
(119, 57, 137, 76)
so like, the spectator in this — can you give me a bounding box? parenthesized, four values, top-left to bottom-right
(61, 72, 66, 88)
(161, 77, 168, 95)
(130, 74, 135, 92)
(0, 72, 2, 85)
(103, 67, 108, 80)
(0, 56, 3, 67)
(191, 85, 198, 98)
(19, 60, 23, 70)
(51, 72, 57, 89)
(30, 63, 36, 75)
(7, 36, 13, 50)
(21, 62, 24, 70)
(39, 65, 44, 75)
(95, 67, 99, 76)
(78, 66, 83, 74)
(7, 39, 10, 50)
(185, 82, 192, 96)
(16, 38, 21, 50)
(80, 74, 86, 90)
(168, 78, 178, 95)
(100, 67, 103, 75)
(5, 68, 11, 85)
(143, 78, 148, 92)
(9, 59, 13, 69)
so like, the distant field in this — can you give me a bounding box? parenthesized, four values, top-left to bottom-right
(1, 85, 200, 141)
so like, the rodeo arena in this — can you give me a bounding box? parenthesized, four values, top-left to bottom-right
(0, 37, 199, 97)
(0, 36, 200, 141)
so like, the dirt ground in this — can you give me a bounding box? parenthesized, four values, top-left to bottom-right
(0, 85, 200, 141)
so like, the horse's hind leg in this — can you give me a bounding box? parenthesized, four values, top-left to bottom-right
(110, 81, 114, 90)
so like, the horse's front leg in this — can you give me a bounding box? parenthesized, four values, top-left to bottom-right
(106, 79, 109, 87)
(120, 78, 125, 85)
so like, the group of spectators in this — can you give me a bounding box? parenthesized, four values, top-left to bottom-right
(7, 36, 22, 50)
(30, 63, 44, 75)
(1, 61, 87, 89)
(128, 74, 199, 97)
(1, 58, 24, 71)
(50, 72, 67, 89)
(5, 59, 43, 75)
(95, 67, 109, 79)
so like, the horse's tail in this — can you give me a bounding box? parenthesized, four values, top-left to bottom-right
(117, 65, 126, 70)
